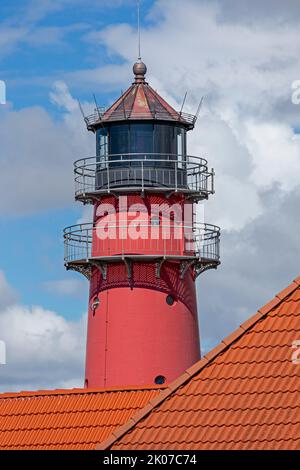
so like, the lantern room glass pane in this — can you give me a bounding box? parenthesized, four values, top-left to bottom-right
(96, 128, 108, 168)
(109, 124, 129, 156)
(103, 122, 187, 168)
(130, 124, 154, 155)
(95, 122, 188, 189)
(154, 124, 177, 156)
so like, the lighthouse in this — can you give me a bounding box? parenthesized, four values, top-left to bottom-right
(64, 60, 220, 388)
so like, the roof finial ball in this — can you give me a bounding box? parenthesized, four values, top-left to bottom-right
(133, 60, 147, 83)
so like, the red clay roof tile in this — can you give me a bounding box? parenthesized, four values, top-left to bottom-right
(102, 277, 300, 450)
(0, 385, 164, 450)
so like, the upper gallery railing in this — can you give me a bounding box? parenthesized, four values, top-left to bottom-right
(74, 154, 214, 200)
(84, 108, 197, 129)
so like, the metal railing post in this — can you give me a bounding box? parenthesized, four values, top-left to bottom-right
(107, 160, 110, 193)
(86, 228, 89, 259)
(83, 161, 86, 194)
(64, 235, 67, 263)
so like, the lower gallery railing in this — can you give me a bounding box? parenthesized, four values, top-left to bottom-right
(63, 222, 220, 265)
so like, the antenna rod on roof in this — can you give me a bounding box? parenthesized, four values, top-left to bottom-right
(137, 0, 141, 60)
(194, 96, 204, 123)
(78, 100, 85, 119)
(78, 100, 89, 128)
(93, 94, 102, 121)
(179, 91, 188, 116)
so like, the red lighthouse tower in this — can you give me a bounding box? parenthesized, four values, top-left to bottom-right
(64, 61, 220, 388)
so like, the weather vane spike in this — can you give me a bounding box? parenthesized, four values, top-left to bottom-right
(137, 0, 141, 60)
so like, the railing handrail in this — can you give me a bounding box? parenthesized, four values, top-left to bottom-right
(63, 221, 220, 233)
(64, 223, 220, 249)
(74, 153, 208, 170)
(84, 108, 196, 127)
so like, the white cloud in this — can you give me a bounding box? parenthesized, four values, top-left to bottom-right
(199, 184, 300, 353)
(50, 80, 79, 113)
(245, 121, 300, 191)
(0, 272, 86, 393)
(189, 114, 263, 230)
(0, 82, 94, 216)
(76, 205, 93, 225)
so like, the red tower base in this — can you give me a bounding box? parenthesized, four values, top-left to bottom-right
(85, 262, 200, 388)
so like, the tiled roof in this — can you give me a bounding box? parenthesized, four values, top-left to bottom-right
(0, 385, 163, 450)
(99, 276, 300, 450)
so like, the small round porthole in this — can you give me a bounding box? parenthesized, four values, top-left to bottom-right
(155, 375, 166, 385)
(166, 294, 175, 306)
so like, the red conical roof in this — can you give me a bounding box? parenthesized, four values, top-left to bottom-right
(86, 61, 196, 130)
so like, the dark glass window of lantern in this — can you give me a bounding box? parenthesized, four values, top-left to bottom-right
(130, 123, 154, 155)
(104, 123, 187, 163)
(154, 124, 176, 155)
(109, 124, 130, 156)
(155, 375, 166, 385)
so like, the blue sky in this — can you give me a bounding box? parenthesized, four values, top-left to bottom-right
(1, 0, 153, 111)
(0, 209, 82, 319)
(0, 0, 156, 322)
(0, 0, 300, 391)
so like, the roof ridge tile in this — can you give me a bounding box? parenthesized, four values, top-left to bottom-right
(0, 384, 165, 400)
(275, 280, 299, 300)
(203, 343, 225, 362)
(293, 276, 300, 286)
(222, 327, 245, 346)
(239, 312, 263, 331)
(258, 297, 282, 316)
